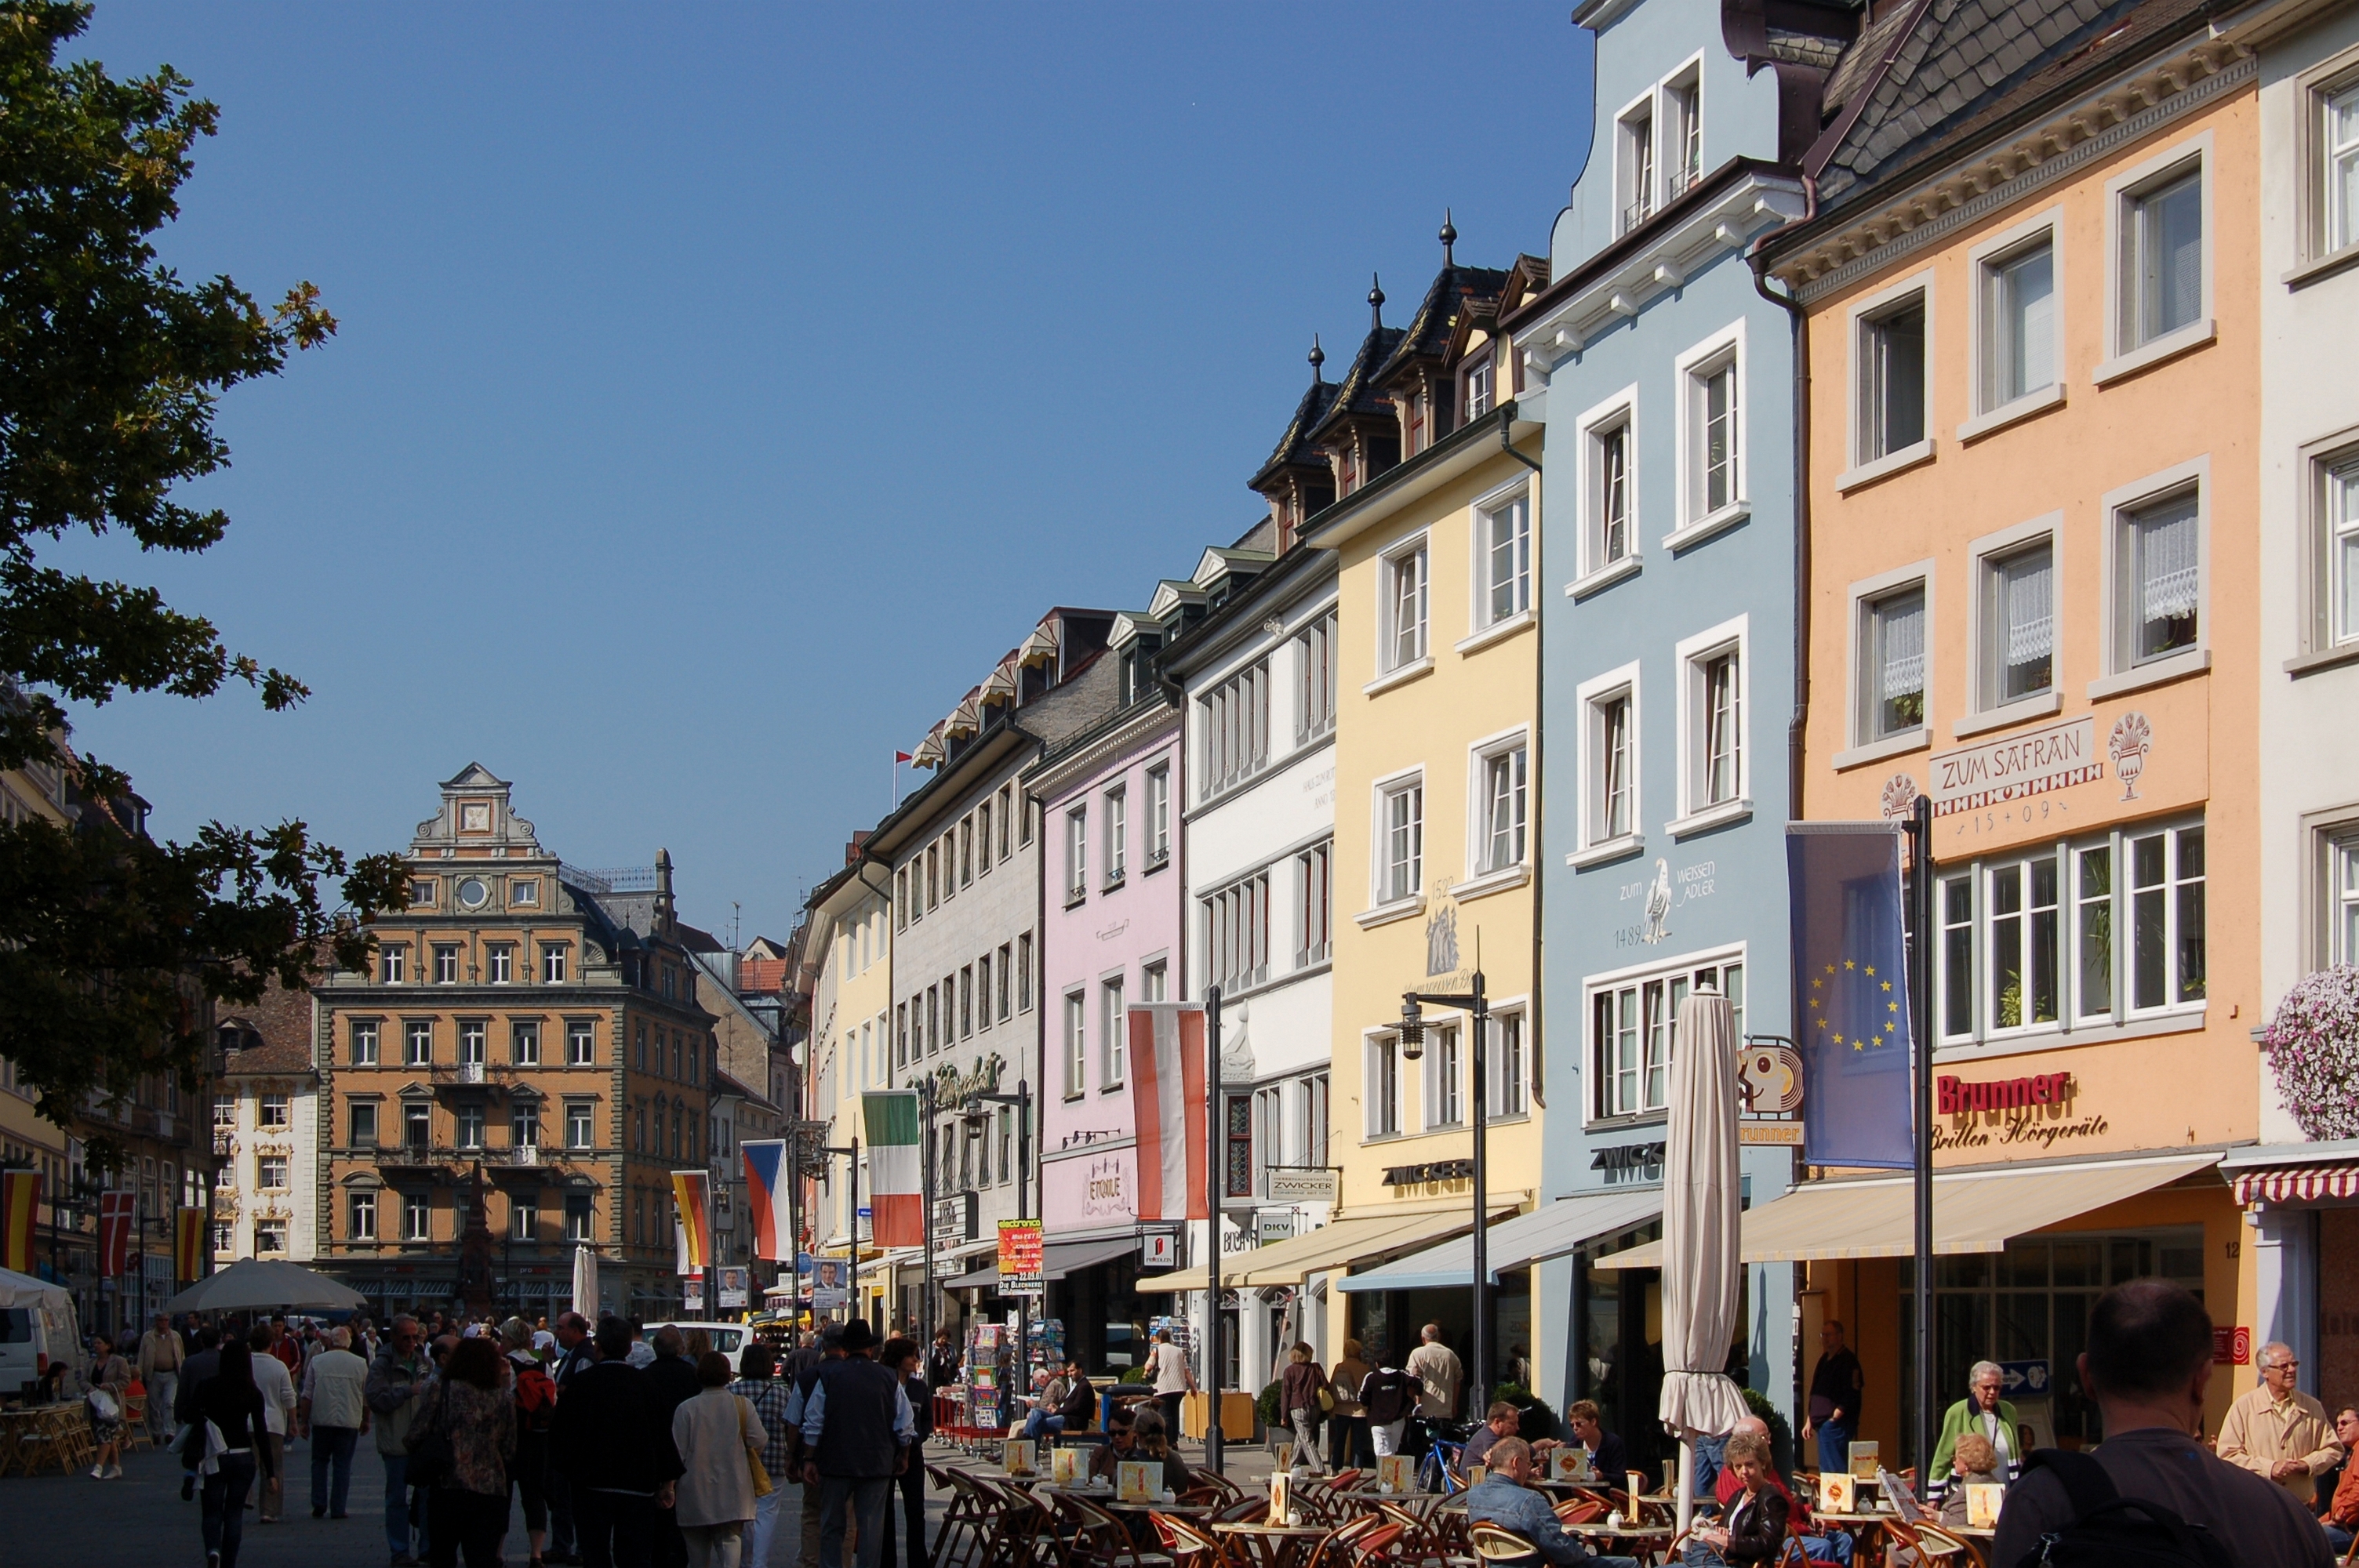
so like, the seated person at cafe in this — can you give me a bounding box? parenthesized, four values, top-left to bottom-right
(1566, 1401, 1628, 1482)
(1936, 1431, 2005, 1530)
(1459, 1403, 1526, 1479)
(1131, 1410, 1190, 1495)
(1685, 1419, 1851, 1568)
(2324, 1406, 2359, 1555)
(1690, 1434, 1788, 1567)
(1466, 1436, 1639, 1568)
(1024, 1355, 1093, 1443)
(1089, 1406, 1140, 1481)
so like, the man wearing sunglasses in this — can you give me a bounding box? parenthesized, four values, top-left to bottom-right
(2218, 1341, 2343, 1506)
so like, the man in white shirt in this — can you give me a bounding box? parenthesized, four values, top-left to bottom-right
(247, 1323, 300, 1523)
(1405, 1323, 1465, 1422)
(299, 1327, 370, 1519)
(1147, 1328, 1196, 1441)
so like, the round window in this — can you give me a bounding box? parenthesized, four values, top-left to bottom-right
(456, 877, 490, 910)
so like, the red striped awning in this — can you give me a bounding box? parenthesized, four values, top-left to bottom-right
(2234, 1165, 2359, 1205)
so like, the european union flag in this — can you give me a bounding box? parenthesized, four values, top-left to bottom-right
(1789, 823, 1916, 1170)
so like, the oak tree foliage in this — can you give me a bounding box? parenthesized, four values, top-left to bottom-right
(0, 2, 406, 1164)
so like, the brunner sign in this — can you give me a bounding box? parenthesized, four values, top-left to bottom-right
(1934, 1070, 2109, 1152)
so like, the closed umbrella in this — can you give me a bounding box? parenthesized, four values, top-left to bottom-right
(1659, 989, 1750, 1536)
(162, 1258, 367, 1314)
(572, 1243, 598, 1318)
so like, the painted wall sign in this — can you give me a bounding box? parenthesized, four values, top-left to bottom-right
(1266, 1168, 1340, 1204)
(1936, 1073, 2074, 1115)
(1933, 1070, 2110, 1152)
(1381, 1158, 1474, 1185)
(1614, 858, 1720, 949)
(1928, 717, 2103, 817)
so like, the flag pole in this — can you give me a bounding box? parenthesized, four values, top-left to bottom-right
(1910, 795, 1936, 1475)
(1205, 985, 1224, 1475)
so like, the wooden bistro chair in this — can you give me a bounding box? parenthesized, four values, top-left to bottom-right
(1150, 1511, 1235, 1568)
(1376, 1499, 1449, 1568)
(1467, 1524, 1538, 1566)
(975, 1475, 1057, 1568)
(931, 1467, 996, 1568)
(1056, 1492, 1174, 1568)
(1212, 1496, 1270, 1526)
(1329, 1519, 1406, 1568)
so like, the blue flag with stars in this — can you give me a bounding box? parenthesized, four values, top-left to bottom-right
(1789, 823, 1916, 1170)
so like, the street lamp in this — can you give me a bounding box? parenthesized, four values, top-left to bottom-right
(1398, 971, 1490, 1422)
(963, 1082, 1033, 1386)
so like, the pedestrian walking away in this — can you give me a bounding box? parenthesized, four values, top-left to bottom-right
(247, 1323, 298, 1522)
(729, 1341, 794, 1568)
(176, 1325, 224, 1501)
(1801, 1321, 1861, 1478)
(191, 1336, 277, 1568)
(368, 1313, 435, 1564)
(413, 1335, 519, 1568)
(139, 1312, 186, 1446)
(1405, 1323, 1464, 1429)
(883, 1336, 934, 1568)
(300, 1324, 370, 1519)
(799, 1318, 916, 1568)
(1147, 1327, 1194, 1441)
(1358, 1349, 1423, 1458)
(504, 1316, 561, 1566)
(671, 1351, 765, 1568)
(1327, 1340, 1372, 1472)
(1278, 1343, 1328, 1475)
(552, 1316, 686, 1568)
(1991, 1279, 2333, 1566)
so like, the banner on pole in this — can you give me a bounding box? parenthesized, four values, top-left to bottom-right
(860, 1091, 924, 1247)
(175, 1207, 205, 1280)
(1127, 1004, 1209, 1222)
(0, 1171, 38, 1274)
(1789, 824, 1917, 1170)
(741, 1140, 789, 1261)
(98, 1190, 136, 1276)
(671, 1170, 711, 1273)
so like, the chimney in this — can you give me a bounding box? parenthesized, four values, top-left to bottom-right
(654, 848, 675, 935)
(845, 830, 871, 866)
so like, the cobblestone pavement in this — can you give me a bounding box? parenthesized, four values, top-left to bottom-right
(2, 1434, 1274, 1567)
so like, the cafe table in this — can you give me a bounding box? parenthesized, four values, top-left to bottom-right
(1212, 1521, 1329, 1568)
(1561, 1519, 1677, 1566)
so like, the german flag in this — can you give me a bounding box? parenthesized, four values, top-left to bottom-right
(671, 1171, 711, 1273)
(0, 1171, 38, 1274)
(175, 1207, 205, 1282)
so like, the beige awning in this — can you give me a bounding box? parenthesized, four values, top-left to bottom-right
(1142, 1207, 1512, 1294)
(1591, 1152, 2219, 1269)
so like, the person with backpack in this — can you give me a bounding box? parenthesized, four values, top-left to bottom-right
(503, 1318, 559, 1568)
(1991, 1279, 2334, 1567)
(1357, 1347, 1423, 1458)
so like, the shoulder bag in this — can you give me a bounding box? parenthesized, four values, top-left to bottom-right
(739, 1396, 773, 1497)
(404, 1383, 457, 1490)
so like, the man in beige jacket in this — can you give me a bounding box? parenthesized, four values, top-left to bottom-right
(136, 1313, 184, 1443)
(2216, 1341, 2343, 1504)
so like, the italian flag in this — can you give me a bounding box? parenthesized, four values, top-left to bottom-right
(862, 1091, 925, 1247)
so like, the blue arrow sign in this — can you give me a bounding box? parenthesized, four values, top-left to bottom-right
(1999, 1359, 2050, 1396)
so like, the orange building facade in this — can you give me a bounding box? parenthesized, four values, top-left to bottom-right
(1765, 22, 2271, 1452)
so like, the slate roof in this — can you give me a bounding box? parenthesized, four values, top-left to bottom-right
(1303, 321, 1407, 447)
(1811, 0, 2215, 208)
(1373, 264, 1511, 389)
(1249, 374, 1341, 490)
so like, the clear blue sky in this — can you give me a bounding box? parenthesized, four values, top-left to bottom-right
(64, 2, 1594, 946)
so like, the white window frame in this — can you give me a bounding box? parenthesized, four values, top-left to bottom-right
(1103, 785, 1128, 887)
(1063, 804, 1088, 904)
(1421, 1014, 1466, 1131)
(1200, 657, 1273, 797)
(1961, 206, 2067, 441)
(1837, 559, 1936, 768)
(1467, 477, 1535, 643)
(1841, 267, 1936, 489)
(1670, 615, 1750, 836)
(1669, 319, 1748, 546)
(1616, 84, 1657, 234)
(1295, 608, 1339, 742)
(1369, 767, 1426, 913)
(1296, 840, 1333, 967)
(1205, 870, 1271, 993)
(1362, 1029, 1401, 1139)
(1958, 512, 2063, 737)
(1146, 764, 1172, 866)
(2303, 430, 2359, 659)
(2093, 455, 2210, 699)
(1486, 1000, 1531, 1120)
(1570, 383, 1642, 597)
(1100, 974, 1126, 1088)
(351, 1018, 380, 1067)
(1571, 661, 1643, 866)
(403, 1192, 431, 1243)
(1062, 989, 1086, 1100)
(1584, 944, 1747, 1125)
(2297, 49, 2359, 269)
(1464, 727, 1532, 891)
(2098, 131, 2215, 384)
(1662, 59, 1703, 201)
(1375, 532, 1433, 683)
(2326, 821, 2359, 969)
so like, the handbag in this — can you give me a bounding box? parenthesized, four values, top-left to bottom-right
(404, 1385, 456, 1490)
(738, 1397, 774, 1497)
(1317, 1385, 1335, 1414)
(86, 1387, 120, 1423)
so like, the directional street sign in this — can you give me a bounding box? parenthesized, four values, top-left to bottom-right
(1998, 1359, 2051, 1397)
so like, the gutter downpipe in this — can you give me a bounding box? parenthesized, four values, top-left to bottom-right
(1747, 172, 1816, 1431)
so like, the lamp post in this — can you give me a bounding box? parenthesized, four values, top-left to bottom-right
(823, 1139, 861, 1318)
(965, 1082, 1033, 1392)
(1398, 971, 1490, 1421)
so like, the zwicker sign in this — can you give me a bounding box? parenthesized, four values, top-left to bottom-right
(1265, 1169, 1339, 1204)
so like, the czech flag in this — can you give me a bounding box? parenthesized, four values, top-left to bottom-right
(0, 1171, 38, 1274)
(862, 1091, 923, 1247)
(741, 1140, 789, 1261)
(671, 1170, 711, 1274)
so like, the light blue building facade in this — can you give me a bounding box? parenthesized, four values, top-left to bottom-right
(1510, 0, 1858, 1450)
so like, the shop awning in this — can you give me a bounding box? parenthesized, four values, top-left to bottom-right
(938, 1236, 1138, 1294)
(1143, 1207, 1514, 1294)
(2224, 1149, 2359, 1206)
(1591, 1152, 2219, 1269)
(1337, 1189, 1664, 1291)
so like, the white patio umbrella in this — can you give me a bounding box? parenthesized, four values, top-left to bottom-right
(1659, 988, 1751, 1536)
(162, 1258, 367, 1314)
(571, 1243, 598, 1318)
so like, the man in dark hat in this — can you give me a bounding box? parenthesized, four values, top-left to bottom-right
(799, 1319, 915, 1568)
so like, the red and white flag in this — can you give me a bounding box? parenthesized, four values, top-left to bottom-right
(98, 1191, 136, 1276)
(1128, 1004, 1209, 1221)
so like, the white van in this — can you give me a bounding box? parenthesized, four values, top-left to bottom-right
(645, 1320, 753, 1356)
(0, 1302, 81, 1399)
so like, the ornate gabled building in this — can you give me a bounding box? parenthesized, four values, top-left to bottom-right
(312, 765, 718, 1321)
(1303, 284, 1410, 507)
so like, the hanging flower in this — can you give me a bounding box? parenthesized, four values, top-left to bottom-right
(2261, 967, 2359, 1141)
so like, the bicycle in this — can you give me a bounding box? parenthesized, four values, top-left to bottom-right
(1415, 1418, 1475, 1494)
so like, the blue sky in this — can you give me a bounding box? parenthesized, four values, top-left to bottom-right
(64, 2, 1594, 945)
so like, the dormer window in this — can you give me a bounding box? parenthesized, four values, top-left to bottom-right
(1463, 358, 1494, 423)
(1336, 446, 1360, 495)
(1405, 388, 1428, 456)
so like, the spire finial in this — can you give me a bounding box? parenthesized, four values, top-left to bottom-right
(1308, 333, 1325, 381)
(1440, 208, 1457, 264)
(1369, 272, 1385, 328)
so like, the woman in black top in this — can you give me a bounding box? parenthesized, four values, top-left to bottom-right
(1695, 1432, 1790, 1566)
(193, 1339, 274, 1568)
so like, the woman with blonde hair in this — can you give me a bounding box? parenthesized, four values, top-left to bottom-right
(1278, 1342, 1329, 1475)
(1936, 1430, 2005, 1529)
(671, 1350, 765, 1568)
(1328, 1338, 1371, 1470)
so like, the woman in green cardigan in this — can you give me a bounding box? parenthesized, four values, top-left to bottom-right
(1929, 1361, 2022, 1498)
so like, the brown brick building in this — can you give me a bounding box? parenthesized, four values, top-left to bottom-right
(312, 765, 715, 1320)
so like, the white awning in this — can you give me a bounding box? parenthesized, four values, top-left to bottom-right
(1337, 1189, 1663, 1291)
(1144, 1207, 1512, 1294)
(1592, 1152, 2219, 1269)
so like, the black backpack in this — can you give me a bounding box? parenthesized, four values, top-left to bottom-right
(2012, 1448, 2234, 1568)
